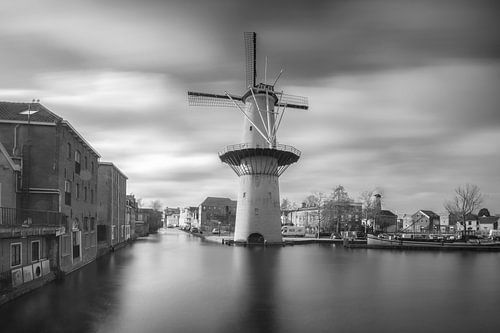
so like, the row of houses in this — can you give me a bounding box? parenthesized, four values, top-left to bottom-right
(0, 101, 160, 305)
(400, 209, 499, 235)
(165, 197, 237, 233)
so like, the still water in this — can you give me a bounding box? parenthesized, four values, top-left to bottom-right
(1, 229, 500, 333)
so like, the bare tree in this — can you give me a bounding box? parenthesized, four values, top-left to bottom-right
(280, 198, 292, 211)
(326, 185, 353, 233)
(136, 198, 143, 208)
(359, 190, 376, 225)
(303, 191, 324, 207)
(301, 192, 327, 237)
(444, 183, 483, 240)
(151, 200, 163, 212)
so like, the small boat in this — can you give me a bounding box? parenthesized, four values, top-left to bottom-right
(366, 234, 500, 251)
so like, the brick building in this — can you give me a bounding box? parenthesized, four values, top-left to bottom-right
(198, 197, 237, 233)
(126, 195, 139, 240)
(409, 210, 440, 233)
(97, 162, 128, 255)
(0, 101, 100, 274)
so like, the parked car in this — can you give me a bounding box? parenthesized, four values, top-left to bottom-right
(190, 227, 199, 233)
(212, 228, 220, 234)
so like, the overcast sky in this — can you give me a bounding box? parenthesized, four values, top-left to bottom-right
(1, 0, 499, 214)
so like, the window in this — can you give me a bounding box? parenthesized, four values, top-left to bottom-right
(90, 217, 95, 231)
(91, 161, 94, 174)
(249, 126, 253, 131)
(84, 156, 88, 169)
(90, 189, 94, 204)
(31, 240, 40, 262)
(11, 243, 22, 267)
(75, 150, 81, 175)
(72, 231, 81, 259)
(65, 180, 72, 206)
(62, 235, 71, 255)
(83, 217, 89, 232)
(67, 143, 72, 159)
(76, 183, 80, 199)
(84, 186, 88, 201)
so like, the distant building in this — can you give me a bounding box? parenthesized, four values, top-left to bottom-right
(198, 197, 237, 232)
(288, 206, 319, 233)
(179, 206, 199, 229)
(410, 210, 440, 233)
(375, 210, 398, 232)
(165, 207, 180, 227)
(287, 201, 363, 234)
(97, 162, 128, 255)
(0, 101, 100, 274)
(126, 195, 139, 240)
(136, 208, 162, 235)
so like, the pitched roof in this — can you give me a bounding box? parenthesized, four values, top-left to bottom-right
(0, 101, 101, 158)
(0, 101, 62, 123)
(200, 197, 237, 207)
(419, 210, 438, 218)
(379, 210, 397, 217)
(478, 216, 499, 224)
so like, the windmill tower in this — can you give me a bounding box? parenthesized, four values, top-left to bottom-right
(188, 32, 308, 244)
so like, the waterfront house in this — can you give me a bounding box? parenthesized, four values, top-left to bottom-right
(410, 210, 440, 233)
(288, 201, 362, 234)
(198, 197, 237, 233)
(135, 208, 162, 236)
(0, 148, 63, 304)
(1, 141, 63, 304)
(179, 206, 200, 230)
(0, 101, 100, 274)
(97, 162, 128, 256)
(126, 195, 139, 240)
(165, 207, 180, 227)
(375, 210, 398, 232)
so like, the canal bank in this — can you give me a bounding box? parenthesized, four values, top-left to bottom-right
(1, 228, 500, 333)
(0, 236, 138, 307)
(345, 234, 500, 252)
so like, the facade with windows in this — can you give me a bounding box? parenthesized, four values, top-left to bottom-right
(97, 162, 128, 256)
(198, 197, 237, 233)
(0, 102, 100, 274)
(0, 139, 63, 299)
(165, 207, 180, 227)
(409, 210, 440, 233)
(125, 195, 138, 240)
(286, 202, 363, 234)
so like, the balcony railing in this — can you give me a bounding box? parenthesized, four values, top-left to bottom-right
(219, 143, 301, 157)
(0, 207, 64, 227)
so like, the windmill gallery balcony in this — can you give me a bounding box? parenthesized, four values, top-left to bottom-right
(218, 143, 301, 177)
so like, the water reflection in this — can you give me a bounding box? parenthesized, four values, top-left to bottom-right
(224, 246, 281, 333)
(1, 229, 500, 333)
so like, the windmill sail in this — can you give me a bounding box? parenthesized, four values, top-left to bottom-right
(188, 91, 244, 108)
(244, 32, 257, 88)
(275, 92, 309, 110)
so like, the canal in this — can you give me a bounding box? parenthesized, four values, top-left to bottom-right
(1, 229, 500, 333)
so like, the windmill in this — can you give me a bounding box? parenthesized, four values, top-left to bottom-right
(188, 32, 308, 244)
